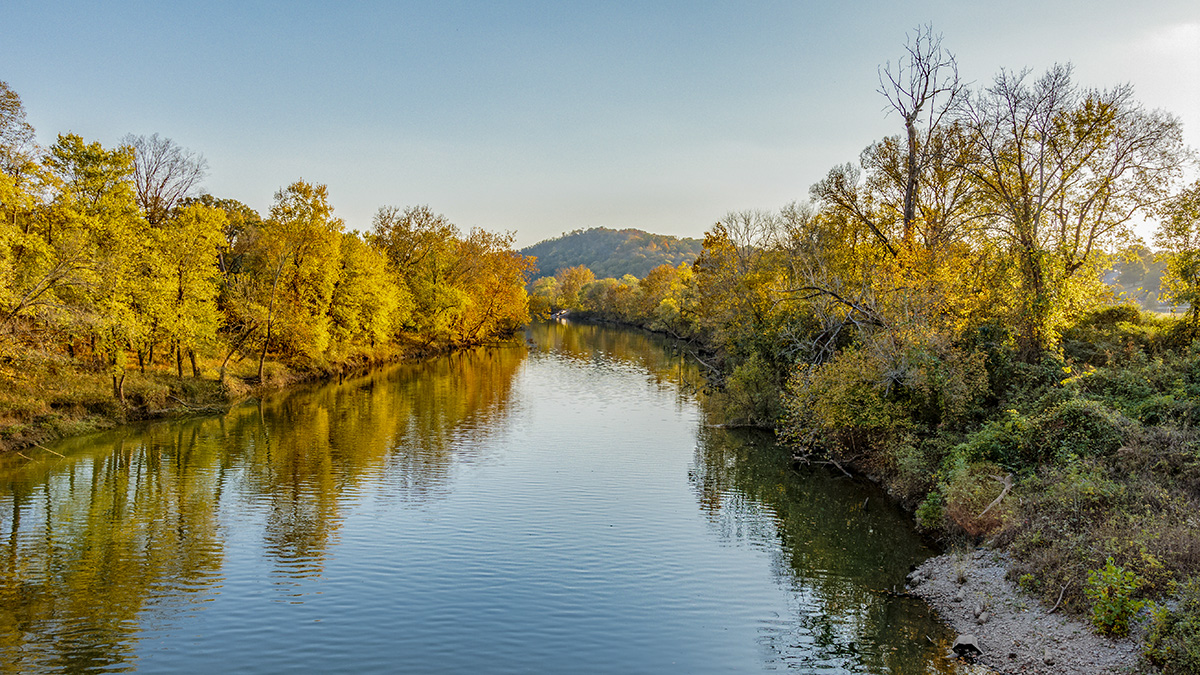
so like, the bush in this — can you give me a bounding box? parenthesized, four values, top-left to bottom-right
(1145, 577, 1200, 674)
(781, 338, 986, 458)
(957, 409, 1032, 468)
(720, 351, 783, 427)
(941, 455, 1012, 536)
(1061, 305, 1170, 366)
(915, 489, 945, 530)
(1030, 398, 1131, 461)
(1086, 557, 1145, 637)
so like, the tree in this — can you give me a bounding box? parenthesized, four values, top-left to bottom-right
(554, 265, 595, 310)
(179, 194, 263, 275)
(122, 133, 208, 226)
(154, 203, 227, 377)
(1156, 180, 1200, 328)
(327, 232, 410, 354)
(1, 81, 45, 329)
(370, 204, 457, 277)
(528, 276, 559, 318)
(878, 24, 964, 246)
(448, 229, 533, 343)
(3, 135, 140, 340)
(814, 27, 971, 255)
(957, 65, 1188, 354)
(370, 205, 460, 342)
(0, 80, 37, 177)
(247, 180, 343, 379)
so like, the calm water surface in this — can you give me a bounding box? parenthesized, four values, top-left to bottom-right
(0, 322, 956, 673)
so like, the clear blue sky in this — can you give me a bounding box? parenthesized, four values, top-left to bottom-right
(3, 1, 1198, 247)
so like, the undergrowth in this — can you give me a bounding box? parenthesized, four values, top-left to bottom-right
(777, 306, 1200, 672)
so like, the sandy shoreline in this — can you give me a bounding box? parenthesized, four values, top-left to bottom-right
(909, 549, 1141, 674)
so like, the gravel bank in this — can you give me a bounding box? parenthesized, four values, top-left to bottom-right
(909, 549, 1141, 674)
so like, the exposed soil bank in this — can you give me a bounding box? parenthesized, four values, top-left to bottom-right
(909, 549, 1140, 674)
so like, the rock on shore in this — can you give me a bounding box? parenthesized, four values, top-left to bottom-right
(908, 549, 1140, 674)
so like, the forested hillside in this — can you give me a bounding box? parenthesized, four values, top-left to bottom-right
(520, 227, 702, 279)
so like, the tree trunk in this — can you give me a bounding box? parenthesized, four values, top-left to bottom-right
(111, 372, 125, 405)
(137, 350, 145, 374)
(189, 349, 200, 378)
(176, 344, 184, 379)
(903, 114, 919, 245)
(219, 327, 256, 383)
(258, 323, 271, 382)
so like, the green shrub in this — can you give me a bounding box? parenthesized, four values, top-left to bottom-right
(1017, 572, 1040, 594)
(1145, 577, 1200, 674)
(1086, 557, 1145, 637)
(1031, 398, 1130, 461)
(957, 409, 1032, 468)
(721, 351, 783, 426)
(888, 437, 951, 502)
(1042, 459, 1125, 514)
(1061, 305, 1170, 366)
(915, 490, 945, 530)
(941, 456, 1012, 536)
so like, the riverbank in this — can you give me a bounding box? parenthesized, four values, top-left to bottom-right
(549, 310, 1200, 673)
(0, 337, 493, 456)
(910, 549, 1140, 674)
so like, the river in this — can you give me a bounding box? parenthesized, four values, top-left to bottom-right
(0, 321, 957, 673)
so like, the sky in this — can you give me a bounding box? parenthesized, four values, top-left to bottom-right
(2, 1, 1198, 247)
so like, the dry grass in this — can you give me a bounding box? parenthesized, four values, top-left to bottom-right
(0, 335, 428, 454)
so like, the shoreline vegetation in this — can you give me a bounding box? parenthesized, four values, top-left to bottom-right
(0, 337, 506, 457)
(0, 81, 532, 457)
(5, 24, 1200, 673)
(526, 29, 1200, 674)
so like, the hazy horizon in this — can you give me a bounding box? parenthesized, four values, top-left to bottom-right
(3, 1, 1198, 247)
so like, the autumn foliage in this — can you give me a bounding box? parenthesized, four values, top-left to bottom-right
(0, 81, 532, 410)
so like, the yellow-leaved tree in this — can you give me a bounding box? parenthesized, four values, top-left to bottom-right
(248, 180, 344, 379)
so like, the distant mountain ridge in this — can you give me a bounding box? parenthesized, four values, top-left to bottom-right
(521, 227, 703, 279)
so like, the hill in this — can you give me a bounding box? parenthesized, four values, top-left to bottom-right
(521, 227, 703, 279)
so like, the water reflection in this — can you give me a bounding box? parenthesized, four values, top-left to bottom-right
(0, 323, 953, 674)
(0, 427, 226, 673)
(692, 428, 955, 673)
(528, 320, 700, 398)
(0, 343, 526, 672)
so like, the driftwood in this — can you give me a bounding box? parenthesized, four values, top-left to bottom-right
(33, 443, 65, 458)
(977, 473, 1014, 518)
(1048, 580, 1072, 614)
(827, 458, 854, 478)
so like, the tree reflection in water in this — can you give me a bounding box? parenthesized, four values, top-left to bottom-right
(0, 323, 955, 674)
(0, 343, 525, 672)
(691, 427, 957, 673)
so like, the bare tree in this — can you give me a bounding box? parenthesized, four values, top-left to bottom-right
(878, 24, 964, 244)
(0, 80, 39, 176)
(813, 27, 967, 255)
(122, 133, 208, 225)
